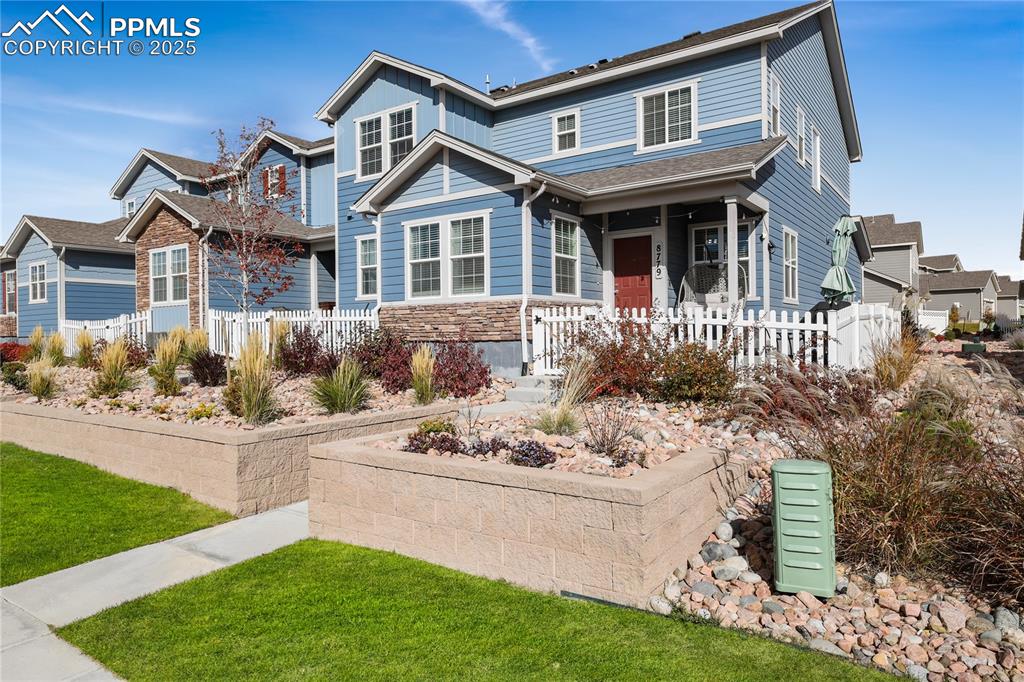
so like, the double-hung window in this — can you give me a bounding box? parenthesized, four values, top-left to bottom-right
(5, 272, 15, 312)
(450, 216, 485, 295)
(638, 81, 697, 151)
(553, 216, 579, 297)
(783, 228, 799, 303)
(770, 74, 781, 136)
(811, 127, 822, 193)
(262, 164, 286, 198)
(126, 199, 137, 217)
(28, 263, 46, 303)
(796, 107, 806, 164)
(552, 109, 580, 153)
(357, 237, 378, 298)
(408, 223, 441, 298)
(150, 245, 188, 305)
(406, 212, 490, 299)
(356, 104, 416, 180)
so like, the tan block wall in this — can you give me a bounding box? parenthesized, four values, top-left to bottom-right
(309, 439, 745, 607)
(134, 207, 202, 328)
(1, 401, 460, 516)
(379, 298, 588, 342)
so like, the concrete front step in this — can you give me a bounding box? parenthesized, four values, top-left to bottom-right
(504, 386, 551, 404)
(512, 375, 557, 389)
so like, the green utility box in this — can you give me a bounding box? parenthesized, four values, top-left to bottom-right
(961, 342, 986, 354)
(772, 459, 836, 598)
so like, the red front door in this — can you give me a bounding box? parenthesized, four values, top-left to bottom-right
(614, 236, 652, 310)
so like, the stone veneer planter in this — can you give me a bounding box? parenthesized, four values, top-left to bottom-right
(0, 400, 460, 516)
(309, 435, 747, 607)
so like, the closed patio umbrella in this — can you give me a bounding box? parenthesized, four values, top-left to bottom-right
(820, 215, 857, 304)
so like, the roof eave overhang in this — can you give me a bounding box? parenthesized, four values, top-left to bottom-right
(109, 149, 205, 199)
(117, 192, 202, 243)
(809, 2, 862, 162)
(849, 215, 873, 261)
(1, 217, 52, 258)
(238, 131, 336, 168)
(864, 267, 908, 287)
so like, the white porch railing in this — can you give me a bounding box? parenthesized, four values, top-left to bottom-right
(208, 308, 379, 359)
(59, 311, 152, 355)
(917, 309, 949, 335)
(531, 303, 901, 376)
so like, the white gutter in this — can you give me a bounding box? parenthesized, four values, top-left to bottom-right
(519, 181, 546, 375)
(198, 223, 214, 329)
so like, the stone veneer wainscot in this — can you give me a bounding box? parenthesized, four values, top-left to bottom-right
(133, 206, 202, 328)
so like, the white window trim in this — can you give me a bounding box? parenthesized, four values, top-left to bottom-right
(149, 243, 189, 308)
(811, 126, 822, 193)
(550, 108, 581, 155)
(783, 226, 799, 304)
(126, 198, 137, 217)
(355, 235, 379, 301)
(403, 209, 491, 302)
(634, 78, 700, 154)
(28, 261, 47, 303)
(354, 101, 418, 182)
(795, 106, 806, 165)
(263, 164, 285, 199)
(550, 211, 582, 298)
(770, 73, 782, 136)
(687, 220, 756, 297)
(4, 272, 15, 313)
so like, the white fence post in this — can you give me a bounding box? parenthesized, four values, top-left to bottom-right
(205, 308, 379, 360)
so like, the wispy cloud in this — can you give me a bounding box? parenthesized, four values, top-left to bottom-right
(455, 0, 555, 73)
(2, 81, 207, 126)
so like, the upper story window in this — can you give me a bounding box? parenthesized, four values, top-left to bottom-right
(636, 80, 698, 152)
(150, 244, 188, 305)
(355, 103, 416, 181)
(126, 198, 137, 218)
(796, 107, 806, 164)
(551, 109, 580, 153)
(262, 164, 286, 199)
(405, 211, 490, 300)
(553, 215, 580, 297)
(28, 262, 46, 303)
(357, 236, 378, 298)
(811, 127, 822, 193)
(770, 74, 782, 136)
(5, 272, 15, 313)
(783, 227, 799, 303)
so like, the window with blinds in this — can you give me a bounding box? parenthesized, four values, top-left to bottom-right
(553, 216, 579, 296)
(639, 83, 695, 150)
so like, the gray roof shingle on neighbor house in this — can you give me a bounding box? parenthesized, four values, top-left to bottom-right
(143, 149, 214, 179)
(272, 131, 333, 150)
(919, 254, 960, 271)
(559, 137, 788, 192)
(26, 216, 133, 253)
(151, 190, 329, 242)
(996, 276, 1020, 298)
(920, 270, 997, 294)
(489, 0, 825, 99)
(862, 214, 924, 251)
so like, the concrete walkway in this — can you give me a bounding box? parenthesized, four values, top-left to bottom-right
(1, 502, 309, 681)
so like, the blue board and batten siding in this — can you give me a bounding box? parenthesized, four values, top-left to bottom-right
(121, 162, 185, 217)
(307, 152, 335, 227)
(62, 250, 137, 321)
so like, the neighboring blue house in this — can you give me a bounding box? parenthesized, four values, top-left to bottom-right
(311, 0, 871, 371)
(0, 216, 136, 338)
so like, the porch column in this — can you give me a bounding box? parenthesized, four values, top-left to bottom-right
(725, 196, 739, 307)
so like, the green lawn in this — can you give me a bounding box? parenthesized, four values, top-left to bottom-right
(0, 442, 233, 585)
(61, 540, 886, 681)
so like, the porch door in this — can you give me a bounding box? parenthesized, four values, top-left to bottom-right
(613, 236, 652, 310)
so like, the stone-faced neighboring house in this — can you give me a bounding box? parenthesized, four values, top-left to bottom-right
(920, 270, 1001, 322)
(1, 256, 15, 338)
(995, 275, 1022, 321)
(860, 214, 923, 309)
(0, 216, 135, 337)
(918, 254, 963, 274)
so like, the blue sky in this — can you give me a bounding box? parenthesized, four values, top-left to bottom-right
(2, 0, 1022, 276)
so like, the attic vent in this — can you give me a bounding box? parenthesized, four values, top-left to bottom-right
(597, 58, 611, 65)
(683, 30, 701, 39)
(568, 69, 578, 75)
(494, 85, 510, 92)
(587, 63, 598, 70)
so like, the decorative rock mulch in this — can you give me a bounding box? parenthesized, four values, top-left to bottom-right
(376, 399, 784, 478)
(13, 365, 509, 429)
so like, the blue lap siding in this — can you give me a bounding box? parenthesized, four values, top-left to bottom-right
(63, 282, 136, 320)
(253, 142, 304, 223)
(121, 162, 185, 217)
(16, 233, 59, 336)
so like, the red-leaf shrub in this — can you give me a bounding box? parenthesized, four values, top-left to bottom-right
(433, 337, 491, 398)
(0, 342, 28, 362)
(558, 317, 672, 399)
(279, 326, 337, 376)
(351, 327, 412, 393)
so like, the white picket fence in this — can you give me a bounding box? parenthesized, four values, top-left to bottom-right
(59, 311, 152, 355)
(208, 308, 379, 359)
(918, 309, 949, 335)
(531, 303, 901, 376)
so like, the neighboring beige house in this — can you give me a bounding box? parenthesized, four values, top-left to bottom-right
(920, 270, 1001, 322)
(918, 254, 963, 274)
(995, 276, 1022, 320)
(861, 214, 924, 309)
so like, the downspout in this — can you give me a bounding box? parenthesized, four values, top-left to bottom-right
(519, 181, 546, 375)
(198, 223, 214, 328)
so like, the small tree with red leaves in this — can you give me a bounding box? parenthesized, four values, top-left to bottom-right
(200, 118, 305, 314)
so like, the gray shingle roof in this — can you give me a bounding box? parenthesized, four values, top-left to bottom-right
(143, 149, 213, 179)
(862, 214, 924, 251)
(996, 276, 1019, 297)
(25, 216, 133, 253)
(919, 254, 960, 271)
(151, 190, 329, 242)
(272, 131, 333, 151)
(490, 1, 826, 99)
(920, 270, 996, 294)
(560, 137, 787, 192)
